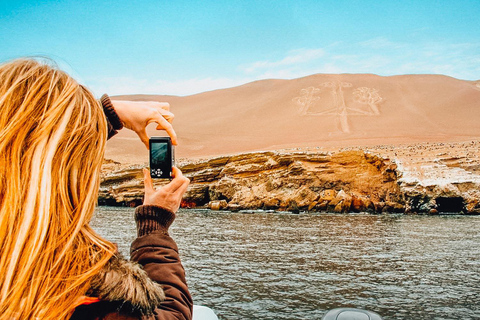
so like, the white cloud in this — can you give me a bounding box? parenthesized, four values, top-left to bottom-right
(242, 48, 325, 74)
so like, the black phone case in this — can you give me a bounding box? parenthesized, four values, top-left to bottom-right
(149, 137, 173, 179)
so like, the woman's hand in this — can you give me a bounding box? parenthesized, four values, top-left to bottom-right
(143, 167, 190, 213)
(111, 100, 178, 148)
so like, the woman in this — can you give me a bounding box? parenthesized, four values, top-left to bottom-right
(0, 58, 192, 319)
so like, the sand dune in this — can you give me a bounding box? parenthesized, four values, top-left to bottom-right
(106, 74, 480, 164)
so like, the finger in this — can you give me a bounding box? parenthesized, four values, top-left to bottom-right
(156, 102, 170, 111)
(150, 117, 178, 145)
(143, 168, 154, 192)
(171, 166, 183, 179)
(157, 109, 175, 123)
(176, 176, 190, 196)
(172, 178, 190, 206)
(163, 167, 187, 192)
(137, 129, 150, 149)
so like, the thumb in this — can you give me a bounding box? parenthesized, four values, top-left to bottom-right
(143, 168, 154, 193)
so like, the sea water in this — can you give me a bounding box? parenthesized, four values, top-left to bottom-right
(92, 207, 480, 320)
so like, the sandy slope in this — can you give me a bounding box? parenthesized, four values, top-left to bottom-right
(105, 73, 480, 164)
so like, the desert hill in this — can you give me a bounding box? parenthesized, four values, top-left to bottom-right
(106, 73, 480, 163)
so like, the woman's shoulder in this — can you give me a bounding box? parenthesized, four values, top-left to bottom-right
(71, 255, 164, 320)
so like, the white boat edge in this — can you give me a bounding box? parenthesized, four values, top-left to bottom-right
(192, 305, 219, 320)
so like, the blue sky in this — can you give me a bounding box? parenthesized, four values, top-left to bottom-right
(1, 0, 479, 96)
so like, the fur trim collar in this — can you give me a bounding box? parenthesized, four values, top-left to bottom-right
(86, 255, 165, 316)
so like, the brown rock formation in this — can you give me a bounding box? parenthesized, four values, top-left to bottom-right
(100, 150, 404, 213)
(100, 143, 480, 214)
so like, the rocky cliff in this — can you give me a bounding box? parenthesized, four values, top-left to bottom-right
(99, 142, 480, 214)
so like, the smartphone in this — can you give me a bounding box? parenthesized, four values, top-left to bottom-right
(149, 137, 174, 179)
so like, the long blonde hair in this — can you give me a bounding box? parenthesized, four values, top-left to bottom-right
(0, 58, 116, 319)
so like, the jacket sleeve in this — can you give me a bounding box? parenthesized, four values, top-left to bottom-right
(130, 205, 193, 320)
(100, 94, 124, 139)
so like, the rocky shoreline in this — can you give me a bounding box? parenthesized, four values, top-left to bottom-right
(99, 141, 480, 215)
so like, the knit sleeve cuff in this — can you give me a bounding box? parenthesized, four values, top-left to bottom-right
(134, 205, 176, 237)
(100, 94, 124, 132)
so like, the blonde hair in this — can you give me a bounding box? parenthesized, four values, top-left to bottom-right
(0, 58, 116, 319)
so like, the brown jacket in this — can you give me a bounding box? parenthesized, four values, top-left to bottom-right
(71, 206, 193, 320)
(71, 96, 193, 319)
